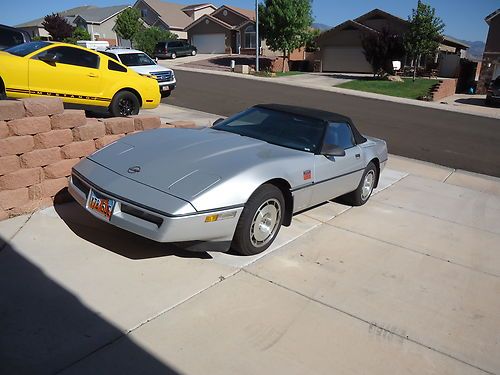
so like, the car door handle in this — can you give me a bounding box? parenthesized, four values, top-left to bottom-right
(355, 154, 360, 159)
(88, 73, 98, 78)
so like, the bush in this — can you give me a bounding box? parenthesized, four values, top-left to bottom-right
(63, 27, 91, 44)
(133, 27, 178, 56)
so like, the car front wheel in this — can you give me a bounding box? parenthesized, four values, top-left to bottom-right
(191, 50, 197, 56)
(232, 184, 284, 256)
(170, 52, 177, 59)
(109, 91, 140, 117)
(342, 162, 377, 206)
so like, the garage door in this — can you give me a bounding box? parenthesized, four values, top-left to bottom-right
(191, 34, 225, 54)
(322, 47, 372, 73)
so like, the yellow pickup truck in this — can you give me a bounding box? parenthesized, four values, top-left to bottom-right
(0, 41, 160, 116)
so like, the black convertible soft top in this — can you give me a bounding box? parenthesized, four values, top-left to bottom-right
(255, 104, 367, 145)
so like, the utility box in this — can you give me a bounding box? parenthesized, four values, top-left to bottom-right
(235, 65, 250, 74)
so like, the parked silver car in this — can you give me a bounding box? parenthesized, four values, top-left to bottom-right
(69, 104, 387, 255)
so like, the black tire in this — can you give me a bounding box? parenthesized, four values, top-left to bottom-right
(232, 184, 284, 256)
(342, 162, 377, 206)
(0, 91, 6, 100)
(109, 91, 140, 117)
(170, 52, 177, 59)
(191, 50, 197, 56)
(161, 91, 171, 98)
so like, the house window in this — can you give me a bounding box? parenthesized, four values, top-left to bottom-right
(243, 25, 256, 49)
(141, 8, 148, 18)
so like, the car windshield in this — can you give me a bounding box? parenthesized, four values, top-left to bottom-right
(118, 52, 155, 66)
(213, 107, 325, 153)
(4, 41, 50, 56)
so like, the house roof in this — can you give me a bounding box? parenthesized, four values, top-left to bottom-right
(76, 5, 130, 24)
(15, 5, 93, 27)
(317, 19, 378, 43)
(137, 0, 194, 29)
(181, 3, 216, 12)
(354, 8, 408, 26)
(184, 14, 234, 31)
(441, 35, 469, 49)
(485, 9, 500, 25)
(215, 5, 255, 21)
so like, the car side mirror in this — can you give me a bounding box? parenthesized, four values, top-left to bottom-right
(321, 144, 345, 157)
(213, 118, 225, 126)
(38, 53, 57, 63)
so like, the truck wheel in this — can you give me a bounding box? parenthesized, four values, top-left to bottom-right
(232, 184, 284, 256)
(109, 91, 140, 117)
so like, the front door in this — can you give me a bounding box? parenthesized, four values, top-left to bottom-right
(310, 122, 365, 206)
(28, 45, 103, 104)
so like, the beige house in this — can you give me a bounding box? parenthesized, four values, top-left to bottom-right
(317, 8, 469, 76)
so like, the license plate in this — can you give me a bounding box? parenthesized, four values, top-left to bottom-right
(88, 189, 115, 220)
(161, 86, 170, 91)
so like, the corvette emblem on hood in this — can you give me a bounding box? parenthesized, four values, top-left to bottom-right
(128, 166, 141, 174)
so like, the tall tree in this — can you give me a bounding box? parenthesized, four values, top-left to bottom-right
(115, 7, 142, 46)
(133, 26, 177, 56)
(63, 27, 91, 44)
(259, 0, 313, 71)
(362, 28, 405, 77)
(42, 13, 74, 41)
(404, 0, 444, 81)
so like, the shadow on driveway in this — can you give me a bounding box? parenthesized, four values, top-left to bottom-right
(0, 237, 181, 375)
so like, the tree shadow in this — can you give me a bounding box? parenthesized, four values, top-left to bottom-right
(53, 192, 212, 260)
(0, 237, 181, 375)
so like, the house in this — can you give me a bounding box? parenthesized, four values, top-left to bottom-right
(16, 5, 130, 46)
(133, 0, 208, 39)
(477, 9, 500, 94)
(316, 8, 469, 76)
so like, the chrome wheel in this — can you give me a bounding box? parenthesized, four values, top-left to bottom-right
(361, 170, 375, 201)
(249, 198, 282, 248)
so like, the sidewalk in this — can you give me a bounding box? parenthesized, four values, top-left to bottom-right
(160, 61, 500, 120)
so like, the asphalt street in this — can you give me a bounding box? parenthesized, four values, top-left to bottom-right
(166, 70, 500, 177)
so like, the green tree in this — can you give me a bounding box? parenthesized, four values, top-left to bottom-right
(305, 28, 321, 52)
(115, 7, 142, 46)
(259, 0, 313, 71)
(63, 27, 91, 44)
(362, 28, 405, 77)
(404, 0, 444, 81)
(42, 13, 74, 41)
(133, 26, 177, 56)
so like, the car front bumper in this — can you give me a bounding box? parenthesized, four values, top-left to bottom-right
(68, 167, 243, 251)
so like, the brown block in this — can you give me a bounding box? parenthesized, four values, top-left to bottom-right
(8, 116, 51, 135)
(72, 120, 106, 141)
(0, 167, 43, 190)
(170, 120, 196, 128)
(103, 117, 134, 135)
(0, 210, 8, 221)
(21, 97, 64, 117)
(40, 177, 68, 197)
(51, 109, 87, 129)
(130, 115, 161, 131)
(0, 136, 34, 157)
(0, 155, 20, 175)
(20, 147, 62, 168)
(94, 134, 123, 149)
(0, 121, 8, 138)
(0, 187, 29, 210)
(9, 197, 53, 216)
(0, 100, 26, 121)
(34, 129, 73, 149)
(44, 159, 79, 179)
(61, 141, 95, 159)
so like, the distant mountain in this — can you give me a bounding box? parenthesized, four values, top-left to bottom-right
(312, 23, 331, 31)
(460, 40, 485, 60)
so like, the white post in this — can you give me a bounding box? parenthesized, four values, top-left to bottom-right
(255, 0, 259, 72)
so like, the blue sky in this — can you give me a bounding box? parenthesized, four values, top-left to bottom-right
(1, 0, 496, 41)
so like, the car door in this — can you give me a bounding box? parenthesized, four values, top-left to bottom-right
(310, 122, 365, 206)
(28, 45, 103, 104)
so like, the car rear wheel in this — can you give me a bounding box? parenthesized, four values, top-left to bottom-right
(191, 50, 197, 56)
(232, 184, 284, 256)
(342, 162, 377, 206)
(109, 91, 140, 117)
(171, 52, 177, 59)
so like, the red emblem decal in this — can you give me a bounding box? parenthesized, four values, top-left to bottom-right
(303, 170, 312, 180)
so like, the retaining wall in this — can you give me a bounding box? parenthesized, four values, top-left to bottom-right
(0, 97, 171, 221)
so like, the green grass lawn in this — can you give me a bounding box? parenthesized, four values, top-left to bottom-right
(274, 71, 305, 77)
(337, 78, 437, 99)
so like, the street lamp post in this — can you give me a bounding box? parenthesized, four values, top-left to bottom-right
(255, 0, 259, 72)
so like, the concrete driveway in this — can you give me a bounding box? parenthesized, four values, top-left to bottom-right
(1, 152, 499, 375)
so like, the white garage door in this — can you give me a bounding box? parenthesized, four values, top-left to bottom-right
(191, 34, 225, 54)
(322, 47, 372, 73)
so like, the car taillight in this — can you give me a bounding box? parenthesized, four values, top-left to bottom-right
(164, 47, 168, 53)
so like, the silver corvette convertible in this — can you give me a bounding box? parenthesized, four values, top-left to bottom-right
(69, 104, 387, 255)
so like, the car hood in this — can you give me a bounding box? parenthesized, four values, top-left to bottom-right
(88, 128, 307, 204)
(130, 65, 173, 75)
